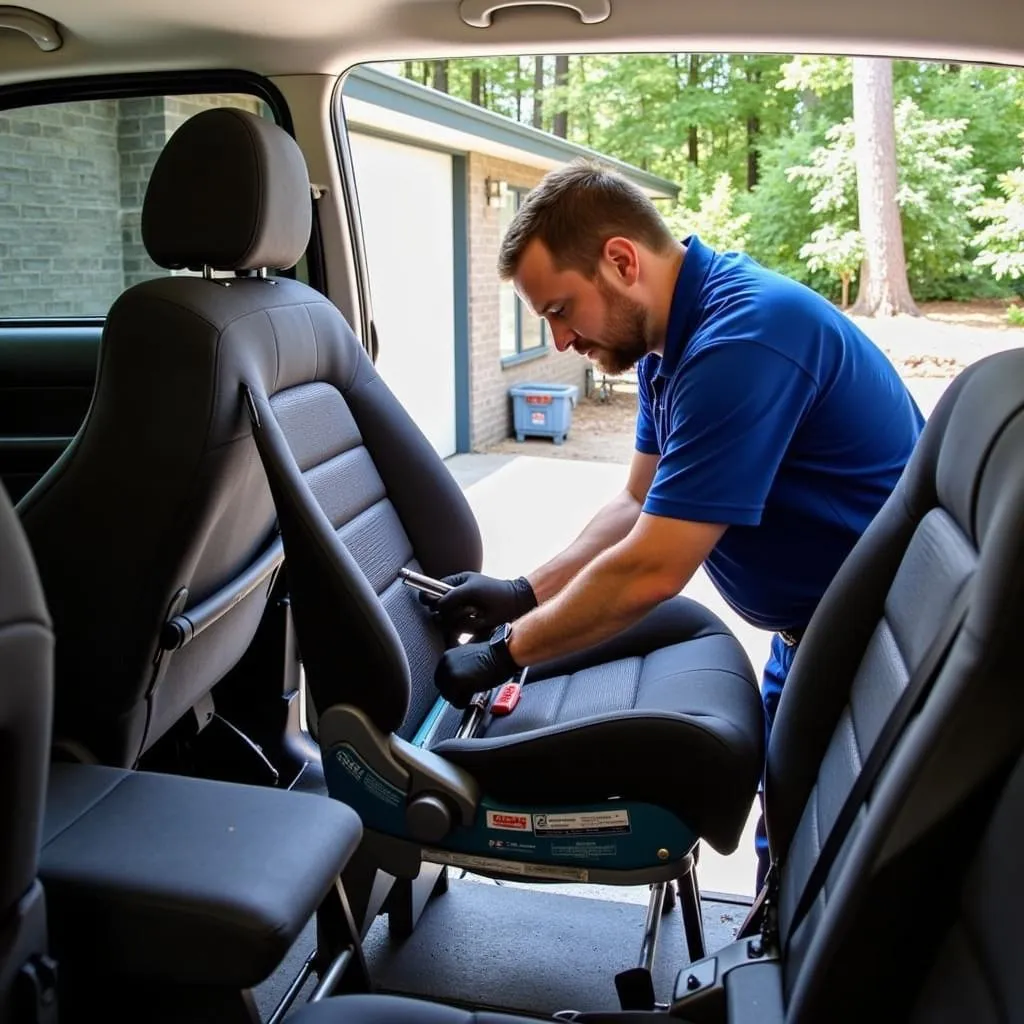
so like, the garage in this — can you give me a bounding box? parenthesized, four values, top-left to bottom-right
(342, 67, 676, 453)
(348, 132, 458, 458)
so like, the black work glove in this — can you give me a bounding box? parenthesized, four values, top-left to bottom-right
(434, 634, 520, 710)
(421, 571, 537, 635)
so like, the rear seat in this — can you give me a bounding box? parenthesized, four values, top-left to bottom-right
(0, 478, 370, 1021)
(39, 764, 366, 1006)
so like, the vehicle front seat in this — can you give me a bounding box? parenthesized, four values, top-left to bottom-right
(0, 480, 55, 1022)
(14, 106, 312, 768)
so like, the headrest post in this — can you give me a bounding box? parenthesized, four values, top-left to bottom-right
(202, 266, 213, 280)
(257, 268, 268, 279)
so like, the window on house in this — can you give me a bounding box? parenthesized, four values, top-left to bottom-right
(499, 187, 548, 361)
(0, 92, 280, 319)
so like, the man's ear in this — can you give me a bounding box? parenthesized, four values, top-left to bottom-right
(603, 236, 641, 286)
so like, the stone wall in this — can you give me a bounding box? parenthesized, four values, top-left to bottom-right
(0, 93, 267, 316)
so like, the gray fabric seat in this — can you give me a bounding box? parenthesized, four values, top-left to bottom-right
(431, 597, 760, 844)
(0, 480, 54, 1021)
(14, 106, 310, 767)
(759, 347, 1024, 1021)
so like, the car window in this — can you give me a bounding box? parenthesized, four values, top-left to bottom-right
(0, 92, 276, 319)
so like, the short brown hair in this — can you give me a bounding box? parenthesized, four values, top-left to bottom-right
(497, 158, 675, 280)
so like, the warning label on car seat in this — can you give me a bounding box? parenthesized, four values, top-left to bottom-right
(486, 811, 533, 831)
(533, 810, 631, 836)
(423, 849, 589, 883)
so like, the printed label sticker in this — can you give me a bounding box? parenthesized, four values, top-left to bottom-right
(423, 848, 588, 883)
(486, 810, 534, 832)
(533, 809, 631, 836)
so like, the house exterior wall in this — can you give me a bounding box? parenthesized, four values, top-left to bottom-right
(466, 152, 588, 450)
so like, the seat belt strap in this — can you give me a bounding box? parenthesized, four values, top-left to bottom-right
(783, 577, 973, 945)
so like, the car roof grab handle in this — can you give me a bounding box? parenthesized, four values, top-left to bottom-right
(459, 0, 611, 29)
(0, 6, 62, 51)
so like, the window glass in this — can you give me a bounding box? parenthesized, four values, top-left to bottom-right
(497, 188, 548, 361)
(0, 92, 276, 319)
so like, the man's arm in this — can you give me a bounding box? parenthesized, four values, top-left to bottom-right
(528, 450, 659, 603)
(508, 511, 725, 667)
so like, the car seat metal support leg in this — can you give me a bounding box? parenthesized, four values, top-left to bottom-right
(678, 861, 706, 962)
(311, 877, 372, 997)
(639, 880, 667, 973)
(614, 880, 667, 1011)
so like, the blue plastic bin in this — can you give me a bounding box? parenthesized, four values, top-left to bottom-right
(509, 382, 579, 445)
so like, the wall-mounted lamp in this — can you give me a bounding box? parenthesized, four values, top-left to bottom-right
(485, 177, 509, 208)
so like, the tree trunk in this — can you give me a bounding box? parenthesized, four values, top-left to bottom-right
(746, 115, 761, 190)
(850, 57, 920, 317)
(471, 68, 483, 106)
(402, 61, 414, 80)
(532, 56, 545, 130)
(552, 55, 569, 138)
(515, 56, 523, 121)
(745, 65, 762, 190)
(432, 60, 449, 93)
(688, 54, 700, 166)
(841, 273, 850, 309)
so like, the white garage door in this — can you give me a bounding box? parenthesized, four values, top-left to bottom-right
(348, 133, 457, 458)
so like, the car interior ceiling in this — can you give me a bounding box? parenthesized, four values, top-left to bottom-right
(0, 2, 1022, 1024)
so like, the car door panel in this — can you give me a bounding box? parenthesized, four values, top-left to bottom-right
(0, 322, 101, 502)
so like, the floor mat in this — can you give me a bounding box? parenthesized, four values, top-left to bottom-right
(360, 876, 744, 1017)
(255, 876, 747, 1020)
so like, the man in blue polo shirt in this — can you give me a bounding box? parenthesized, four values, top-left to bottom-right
(428, 159, 924, 890)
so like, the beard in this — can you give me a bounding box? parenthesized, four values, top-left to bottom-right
(573, 276, 651, 375)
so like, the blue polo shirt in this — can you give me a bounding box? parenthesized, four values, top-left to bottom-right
(637, 236, 924, 632)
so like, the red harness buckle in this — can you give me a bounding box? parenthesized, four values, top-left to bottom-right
(490, 682, 522, 716)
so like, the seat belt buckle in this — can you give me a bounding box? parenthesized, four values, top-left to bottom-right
(490, 681, 521, 716)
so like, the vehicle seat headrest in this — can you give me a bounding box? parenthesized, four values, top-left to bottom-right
(141, 107, 311, 273)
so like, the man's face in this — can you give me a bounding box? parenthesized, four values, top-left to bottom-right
(513, 238, 651, 375)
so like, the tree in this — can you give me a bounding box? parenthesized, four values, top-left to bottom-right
(552, 55, 569, 138)
(849, 57, 919, 316)
(687, 55, 700, 166)
(786, 97, 983, 301)
(800, 227, 864, 307)
(666, 173, 751, 252)
(971, 147, 1024, 284)
(431, 60, 449, 94)
(532, 56, 545, 130)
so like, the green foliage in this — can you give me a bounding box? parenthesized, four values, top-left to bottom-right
(1007, 304, 1024, 326)
(971, 156, 1024, 282)
(385, 54, 1024, 302)
(799, 226, 864, 297)
(665, 173, 751, 251)
(910, 65, 1024, 196)
(741, 128, 836, 294)
(784, 98, 985, 299)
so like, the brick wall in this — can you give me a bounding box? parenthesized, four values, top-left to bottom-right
(0, 93, 267, 316)
(0, 100, 124, 317)
(467, 152, 588, 449)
